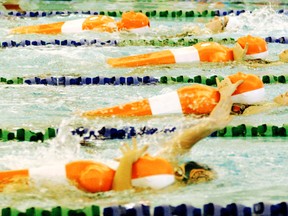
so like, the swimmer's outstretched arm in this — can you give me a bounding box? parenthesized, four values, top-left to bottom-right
(112, 139, 148, 191)
(242, 91, 288, 115)
(159, 78, 243, 159)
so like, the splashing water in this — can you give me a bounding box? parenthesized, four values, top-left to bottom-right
(47, 117, 82, 160)
(223, 6, 288, 37)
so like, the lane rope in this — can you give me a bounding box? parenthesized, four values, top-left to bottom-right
(0, 9, 287, 18)
(0, 123, 287, 142)
(1, 201, 288, 216)
(1, 36, 287, 49)
(1, 75, 287, 86)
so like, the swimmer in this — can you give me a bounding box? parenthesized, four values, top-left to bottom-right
(82, 72, 265, 118)
(0, 77, 241, 193)
(107, 35, 268, 67)
(242, 49, 288, 68)
(232, 91, 288, 115)
(173, 16, 229, 38)
(10, 11, 150, 34)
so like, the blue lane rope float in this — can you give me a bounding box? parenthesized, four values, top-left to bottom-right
(1, 36, 287, 49)
(0, 38, 118, 48)
(0, 9, 287, 18)
(2, 201, 288, 216)
(0, 75, 287, 86)
(74, 124, 288, 140)
(0, 124, 287, 142)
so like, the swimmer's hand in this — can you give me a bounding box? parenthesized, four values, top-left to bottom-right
(233, 42, 248, 62)
(113, 138, 148, 191)
(209, 77, 243, 129)
(216, 77, 243, 97)
(119, 138, 148, 163)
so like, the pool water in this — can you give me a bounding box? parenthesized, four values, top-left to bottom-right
(0, 0, 287, 213)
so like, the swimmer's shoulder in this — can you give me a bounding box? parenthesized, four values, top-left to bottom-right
(231, 102, 279, 115)
(242, 102, 279, 115)
(244, 59, 283, 68)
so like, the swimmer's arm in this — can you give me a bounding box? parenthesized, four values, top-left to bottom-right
(112, 156, 134, 191)
(112, 139, 148, 191)
(242, 103, 279, 115)
(160, 78, 243, 157)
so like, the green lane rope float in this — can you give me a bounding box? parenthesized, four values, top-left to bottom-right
(0, 128, 56, 142)
(1, 205, 100, 216)
(117, 36, 287, 46)
(0, 124, 287, 142)
(117, 37, 237, 47)
(1, 9, 287, 18)
(1, 36, 287, 49)
(0, 74, 287, 86)
(211, 124, 288, 138)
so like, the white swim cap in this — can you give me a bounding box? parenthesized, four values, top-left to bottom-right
(131, 155, 175, 190)
(229, 72, 265, 104)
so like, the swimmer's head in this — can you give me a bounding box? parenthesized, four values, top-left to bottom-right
(279, 49, 288, 63)
(237, 35, 268, 59)
(118, 11, 150, 33)
(132, 155, 175, 190)
(274, 91, 288, 106)
(205, 16, 228, 33)
(174, 161, 215, 184)
(77, 162, 115, 193)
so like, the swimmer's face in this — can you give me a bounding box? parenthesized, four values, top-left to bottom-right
(205, 16, 228, 33)
(274, 92, 288, 106)
(174, 162, 215, 184)
(279, 50, 288, 63)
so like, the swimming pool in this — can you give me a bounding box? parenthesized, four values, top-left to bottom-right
(0, 0, 287, 215)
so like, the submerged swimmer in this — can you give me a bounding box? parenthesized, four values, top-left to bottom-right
(173, 16, 229, 38)
(0, 77, 240, 193)
(232, 91, 288, 115)
(10, 11, 150, 34)
(242, 49, 288, 68)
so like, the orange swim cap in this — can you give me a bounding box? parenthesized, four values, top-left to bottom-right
(118, 11, 150, 33)
(66, 161, 115, 193)
(228, 72, 265, 104)
(79, 163, 115, 193)
(237, 35, 268, 59)
(132, 155, 175, 189)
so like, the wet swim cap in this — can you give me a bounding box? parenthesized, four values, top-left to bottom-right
(118, 11, 150, 33)
(237, 35, 268, 59)
(132, 155, 175, 189)
(82, 15, 117, 32)
(174, 161, 214, 184)
(66, 161, 115, 193)
(228, 72, 265, 104)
